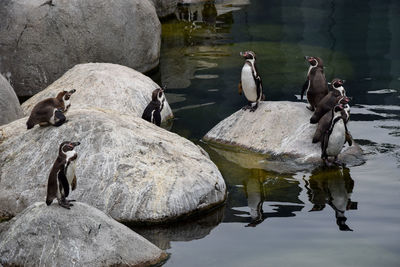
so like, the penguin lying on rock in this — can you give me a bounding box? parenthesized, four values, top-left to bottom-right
(142, 86, 166, 127)
(46, 141, 80, 209)
(26, 89, 76, 129)
(238, 51, 264, 112)
(312, 104, 350, 166)
(301, 56, 328, 111)
(310, 78, 349, 124)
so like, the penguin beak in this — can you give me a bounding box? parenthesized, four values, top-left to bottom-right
(304, 56, 310, 60)
(71, 142, 80, 147)
(240, 51, 246, 57)
(69, 89, 76, 94)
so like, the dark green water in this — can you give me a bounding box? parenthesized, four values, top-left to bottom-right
(142, 0, 400, 266)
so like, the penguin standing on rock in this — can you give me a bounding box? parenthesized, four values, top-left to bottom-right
(46, 141, 80, 209)
(301, 56, 328, 111)
(310, 78, 349, 124)
(312, 104, 347, 166)
(26, 89, 76, 129)
(238, 51, 264, 112)
(142, 86, 166, 126)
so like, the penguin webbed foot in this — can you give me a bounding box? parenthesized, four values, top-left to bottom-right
(249, 103, 259, 112)
(242, 105, 251, 111)
(58, 198, 72, 209)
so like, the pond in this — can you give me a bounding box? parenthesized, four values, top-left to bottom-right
(137, 0, 400, 266)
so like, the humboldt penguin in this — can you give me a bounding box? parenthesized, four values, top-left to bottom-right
(310, 78, 349, 124)
(142, 86, 166, 126)
(238, 51, 264, 112)
(26, 89, 76, 129)
(301, 56, 328, 111)
(46, 141, 80, 209)
(312, 104, 346, 166)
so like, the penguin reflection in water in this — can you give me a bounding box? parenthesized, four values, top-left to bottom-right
(142, 86, 166, 126)
(304, 167, 357, 231)
(46, 141, 80, 209)
(313, 104, 352, 166)
(26, 89, 76, 129)
(238, 51, 264, 112)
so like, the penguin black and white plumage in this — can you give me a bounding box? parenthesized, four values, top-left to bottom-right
(46, 141, 80, 209)
(141, 86, 166, 127)
(238, 51, 264, 112)
(301, 56, 328, 111)
(310, 78, 349, 124)
(26, 89, 76, 129)
(341, 103, 353, 146)
(312, 104, 347, 166)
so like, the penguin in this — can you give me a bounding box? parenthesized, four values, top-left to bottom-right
(301, 56, 328, 111)
(310, 78, 348, 124)
(238, 51, 264, 112)
(26, 89, 76, 129)
(312, 104, 347, 166)
(141, 86, 166, 126)
(46, 141, 80, 209)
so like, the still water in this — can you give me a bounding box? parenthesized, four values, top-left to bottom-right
(140, 0, 400, 266)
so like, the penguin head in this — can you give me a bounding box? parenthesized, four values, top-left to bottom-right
(57, 89, 76, 101)
(152, 87, 166, 103)
(240, 51, 256, 61)
(305, 56, 323, 68)
(334, 104, 344, 113)
(59, 141, 80, 155)
(330, 78, 347, 96)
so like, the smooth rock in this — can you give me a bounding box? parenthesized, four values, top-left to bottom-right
(0, 109, 226, 222)
(0, 0, 161, 97)
(0, 202, 168, 267)
(203, 101, 364, 171)
(150, 0, 178, 18)
(21, 63, 173, 122)
(0, 73, 23, 126)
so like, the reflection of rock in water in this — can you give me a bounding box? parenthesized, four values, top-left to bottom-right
(130, 206, 224, 250)
(305, 167, 358, 231)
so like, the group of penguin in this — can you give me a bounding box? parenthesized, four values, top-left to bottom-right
(24, 51, 352, 210)
(239, 51, 353, 166)
(25, 85, 167, 209)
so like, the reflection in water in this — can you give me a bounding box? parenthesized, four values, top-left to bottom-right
(304, 167, 358, 231)
(130, 206, 224, 250)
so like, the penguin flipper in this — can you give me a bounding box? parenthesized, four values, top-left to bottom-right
(154, 110, 162, 127)
(301, 79, 309, 100)
(58, 167, 70, 198)
(255, 76, 263, 101)
(345, 124, 353, 146)
(238, 81, 243, 95)
(53, 110, 66, 127)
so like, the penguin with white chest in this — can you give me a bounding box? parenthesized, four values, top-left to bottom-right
(301, 56, 328, 111)
(142, 86, 166, 127)
(238, 51, 264, 112)
(313, 104, 347, 166)
(26, 89, 76, 129)
(46, 141, 80, 209)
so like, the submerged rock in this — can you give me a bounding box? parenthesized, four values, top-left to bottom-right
(0, 109, 226, 222)
(21, 63, 173, 122)
(0, 73, 23, 126)
(0, 202, 168, 267)
(0, 0, 161, 97)
(203, 101, 364, 172)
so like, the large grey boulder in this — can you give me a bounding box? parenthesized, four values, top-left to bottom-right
(0, 0, 161, 97)
(0, 73, 23, 126)
(0, 202, 168, 267)
(203, 101, 364, 172)
(0, 109, 226, 222)
(21, 63, 173, 122)
(150, 0, 178, 18)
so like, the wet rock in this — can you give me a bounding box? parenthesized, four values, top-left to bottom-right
(203, 101, 364, 172)
(0, 0, 161, 97)
(0, 73, 23, 126)
(0, 202, 168, 267)
(0, 109, 226, 222)
(150, 0, 178, 18)
(21, 63, 173, 122)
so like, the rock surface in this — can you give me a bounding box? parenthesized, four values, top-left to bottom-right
(0, 202, 168, 267)
(150, 0, 178, 18)
(0, 73, 23, 126)
(0, 109, 226, 222)
(0, 0, 161, 97)
(203, 101, 364, 171)
(21, 63, 173, 122)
